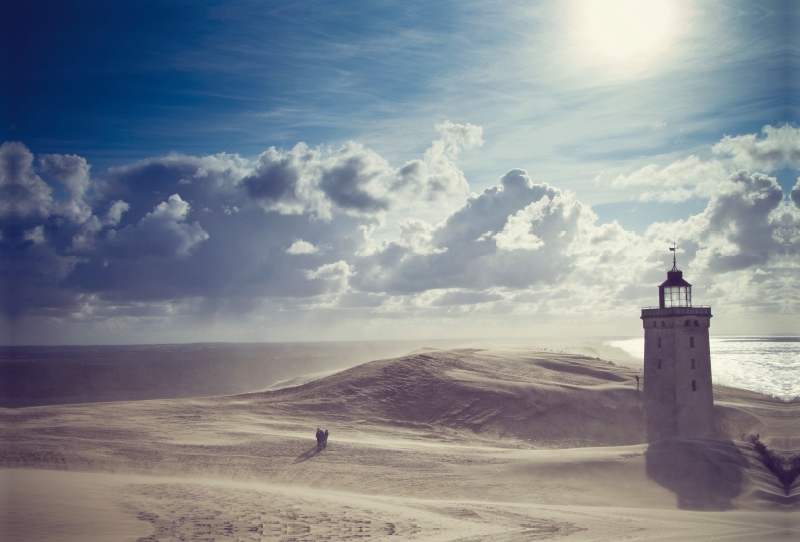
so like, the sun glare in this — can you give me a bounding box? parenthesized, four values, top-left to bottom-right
(572, 0, 684, 74)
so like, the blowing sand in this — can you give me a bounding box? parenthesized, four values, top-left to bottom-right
(2, 347, 798, 541)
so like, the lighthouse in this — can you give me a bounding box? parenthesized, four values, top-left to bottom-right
(641, 246, 714, 442)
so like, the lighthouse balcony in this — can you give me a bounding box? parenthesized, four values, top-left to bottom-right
(641, 306, 712, 318)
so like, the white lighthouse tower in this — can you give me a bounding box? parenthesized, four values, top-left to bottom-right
(641, 246, 714, 442)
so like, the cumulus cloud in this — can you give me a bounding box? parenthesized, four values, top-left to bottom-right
(493, 198, 550, 251)
(242, 141, 393, 218)
(612, 155, 728, 202)
(610, 125, 800, 203)
(244, 122, 479, 219)
(713, 125, 800, 171)
(319, 142, 392, 213)
(353, 169, 594, 293)
(646, 170, 791, 273)
(242, 143, 314, 214)
(4, 123, 799, 339)
(286, 239, 318, 254)
(101, 195, 209, 259)
(0, 141, 52, 218)
(305, 260, 353, 294)
(394, 121, 482, 202)
(395, 219, 446, 255)
(104, 200, 130, 227)
(39, 153, 93, 223)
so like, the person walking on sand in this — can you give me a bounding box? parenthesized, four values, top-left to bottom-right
(635, 375, 640, 391)
(324, 429, 329, 449)
(316, 428, 323, 451)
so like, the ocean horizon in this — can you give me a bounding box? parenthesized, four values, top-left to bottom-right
(608, 335, 800, 401)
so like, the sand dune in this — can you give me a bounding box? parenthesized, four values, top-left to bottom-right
(0, 341, 454, 408)
(250, 348, 645, 447)
(2, 347, 798, 541)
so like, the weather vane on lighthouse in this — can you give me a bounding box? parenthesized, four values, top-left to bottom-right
(669, 239, 678, 271)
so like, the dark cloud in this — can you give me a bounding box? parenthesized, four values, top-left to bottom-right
(243, 149, 301, 203)
(99, 153, 246, 223)
(98, 195, 208, 259)
(243, 142, 393, 217)
(319, 150, 390, 213)
(242, 126, 478, 219)
(689, 171, 786, 273)
(39, 153, 92, 223)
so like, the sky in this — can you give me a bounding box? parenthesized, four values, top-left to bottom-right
(2, 0, 800, 345)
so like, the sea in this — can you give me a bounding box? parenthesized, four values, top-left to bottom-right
(607, 336, 800, 401)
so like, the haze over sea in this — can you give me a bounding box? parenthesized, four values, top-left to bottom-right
(609, 336, 800, 401)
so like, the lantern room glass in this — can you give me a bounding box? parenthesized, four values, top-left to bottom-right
(664, 286, 691, 307)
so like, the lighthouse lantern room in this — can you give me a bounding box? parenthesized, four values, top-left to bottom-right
(659, 248, 692, 308)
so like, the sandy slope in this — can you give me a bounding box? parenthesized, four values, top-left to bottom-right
(2, 347, 798, 541)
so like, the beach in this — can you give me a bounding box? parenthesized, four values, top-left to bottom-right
(2, 347, 798, 541)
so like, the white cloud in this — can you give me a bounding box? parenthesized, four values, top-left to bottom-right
(287, 239, 318, 254)
(305, 260, 352, 294)
(612, 155, 727, 202)
(23, 225, 45, 244)
(713, 125, 800, 172)
(609, 126, 800, 203)
(493, 196, 552, 251)
(353, 169, 596, 293)
(103, 200, 130, 227)
(393, 121, 482, 204)
(396, 219, 446, 255)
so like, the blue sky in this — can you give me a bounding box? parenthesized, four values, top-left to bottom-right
(2, 0, 799, 344)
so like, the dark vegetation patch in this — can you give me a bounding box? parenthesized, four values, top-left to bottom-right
(747, 434, 800, 495)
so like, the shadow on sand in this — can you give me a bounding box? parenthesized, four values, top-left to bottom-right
(645, 438, 747, 510)
(294, 446, 321, 463)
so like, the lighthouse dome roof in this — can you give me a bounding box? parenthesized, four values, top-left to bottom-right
(660, 270, 691, 288)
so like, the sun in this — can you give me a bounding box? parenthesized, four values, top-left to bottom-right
(571, 0, 685, 74)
